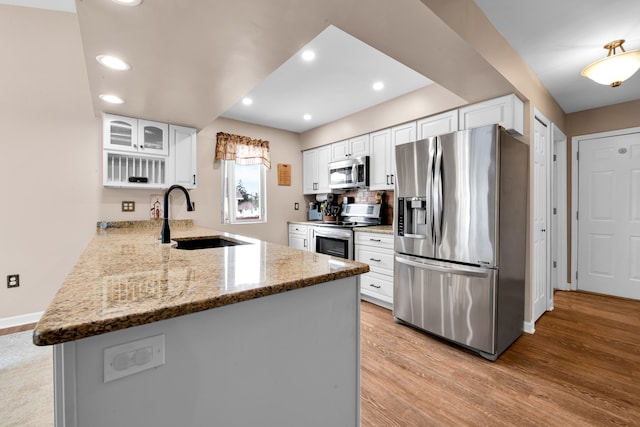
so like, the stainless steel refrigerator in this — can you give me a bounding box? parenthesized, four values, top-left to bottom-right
(394, 124, 528, 360)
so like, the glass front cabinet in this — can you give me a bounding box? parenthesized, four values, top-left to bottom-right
(102, 113, 197, 189)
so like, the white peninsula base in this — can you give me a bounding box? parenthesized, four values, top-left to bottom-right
(54, 277, 360, 427)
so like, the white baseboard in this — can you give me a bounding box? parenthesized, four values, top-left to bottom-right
(0, 311, 43, 329)
(523, 321, 535, 334)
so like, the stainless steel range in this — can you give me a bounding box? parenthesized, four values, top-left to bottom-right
(312, 203, 382, 259)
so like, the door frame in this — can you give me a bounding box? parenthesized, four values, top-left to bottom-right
(571, 126, 640, 289)
(551, 124, 568, 294)
(528, 109, 553, 332)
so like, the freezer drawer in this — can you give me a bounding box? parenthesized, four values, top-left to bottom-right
(393, 255, 496, 355)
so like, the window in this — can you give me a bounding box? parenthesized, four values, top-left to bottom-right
(222, 161, 266, 224)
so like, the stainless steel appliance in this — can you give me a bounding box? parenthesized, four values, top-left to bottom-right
(394, 124, 528, 360)
(313, 203, 382, 259)
(328, 156, 369, 190)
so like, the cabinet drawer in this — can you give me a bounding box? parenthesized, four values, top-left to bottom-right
(359, 271, 393, 299)
(288, 224, 308, 235)
(355, 232, 393, 249)
(355, 246, 394, 275)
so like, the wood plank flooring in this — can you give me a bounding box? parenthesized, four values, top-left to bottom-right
(0, 322, 35, 336)
(360, 291, 640, 427)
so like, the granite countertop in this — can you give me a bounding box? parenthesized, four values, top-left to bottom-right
(354, 225, 393, 234)
(288, 221, 393, 235)
(33, 221, 369, 346)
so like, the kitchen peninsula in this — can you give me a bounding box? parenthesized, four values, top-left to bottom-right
(34, 221, 368, 427)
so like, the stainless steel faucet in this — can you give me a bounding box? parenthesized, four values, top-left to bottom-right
(161, 184, 194, 244)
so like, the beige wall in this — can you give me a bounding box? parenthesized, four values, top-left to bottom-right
(300, 85, 466, 149)
(191, 117, 306, 245)
(0, 6, 100, 319)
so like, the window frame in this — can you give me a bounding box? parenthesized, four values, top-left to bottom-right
(221, 160, 267, 224)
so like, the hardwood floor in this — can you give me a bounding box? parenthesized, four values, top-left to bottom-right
(360, 291, 640, 426)
(0, 322, 35, 336)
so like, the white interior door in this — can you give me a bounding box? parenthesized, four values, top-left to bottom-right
(532, 117, 550, 321)
(578, 132, 640, 299)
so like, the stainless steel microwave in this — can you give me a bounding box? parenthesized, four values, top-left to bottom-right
(328, 156, 369, 190)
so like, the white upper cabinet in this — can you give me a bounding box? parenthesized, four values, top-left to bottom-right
(391, 121, 417, 146)
(369, 128, 394, 191)
(103, 113, 197, 189)
(104, 114, 169, 155)
(331, 134, 370, 161)
(303, 145, 331, 194)
(416, 110, 458, 140)
(138, 119, 169, 155)
(171, 125, 198, 189)
(103, 114, 138, 152)
(458, 94, 524, 135)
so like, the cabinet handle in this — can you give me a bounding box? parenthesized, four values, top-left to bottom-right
(369, 238, 381, 242)
(304, 239, 307, 248)
(193, 174, 196, 186)
(369, 284, 381, 289)
(369, 258, 381, 262)
(390, 174, 394, 185)
(386, 174, 390, 185)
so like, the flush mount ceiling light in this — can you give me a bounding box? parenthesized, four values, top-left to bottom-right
(99, 94, 124, 104)
(301, 50, 316, 61)
(242, 97, 253, 106)
(96, 55, 131, 71)
(372, 81, 385, 91)
(581, 39, 640, 87)
(303, 114, 312, 121)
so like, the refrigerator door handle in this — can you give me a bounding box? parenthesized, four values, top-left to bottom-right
(426, 139, 436, 244)
(395, 256, 490, 277)
(433, 141, 443, 243)
(403, 233, 427, 239)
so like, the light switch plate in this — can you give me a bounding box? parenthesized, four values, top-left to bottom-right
(104, 334, 165, 383)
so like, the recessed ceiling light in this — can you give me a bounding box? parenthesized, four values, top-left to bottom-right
(303, 114, 312, 121)
(112, 0, 142, 5)
(301, 50, 316, 62)
(96, 55, 131, 71)
(373, 81, 385, 91)
(99, 94, 124, 104)
(242, 97, 253, 106)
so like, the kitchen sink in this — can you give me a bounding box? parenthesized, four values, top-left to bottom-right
(173, 236, 250, 250)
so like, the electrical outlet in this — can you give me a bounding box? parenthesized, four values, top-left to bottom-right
(122, 201, 135, 212)
(7, 274, 19, 288)
(294, 202, 299, 210)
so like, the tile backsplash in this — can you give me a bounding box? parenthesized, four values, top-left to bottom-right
(305, 190, 394, 225)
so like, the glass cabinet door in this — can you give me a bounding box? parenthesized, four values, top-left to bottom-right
(138, 120, 169, 155)
(103, 114, 138, 152)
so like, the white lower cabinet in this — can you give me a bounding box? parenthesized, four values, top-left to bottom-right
(355, 231, 394, 309)
(288, 224, 310, 251)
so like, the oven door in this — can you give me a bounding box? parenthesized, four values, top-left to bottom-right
(313, 227, 353, 259)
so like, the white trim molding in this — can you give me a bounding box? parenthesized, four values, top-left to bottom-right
(0, 311, 43, 329)
(523, 321, 535, 334)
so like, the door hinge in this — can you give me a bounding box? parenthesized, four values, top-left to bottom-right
(577, 152, 579, 161)
(553, 207, 557, 215)
(576, 211, 579, 220)
(553, 154, 557, 161)
(553, 261, 557, 268)
(576, 271, 579, 280)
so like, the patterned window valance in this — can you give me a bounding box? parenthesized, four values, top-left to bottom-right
(215, 132, 271, 169)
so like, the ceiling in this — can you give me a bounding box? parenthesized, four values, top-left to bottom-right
(220, 25, 432, 133)
(7, 0, 640, 131)
(473, 0, 640, 114)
